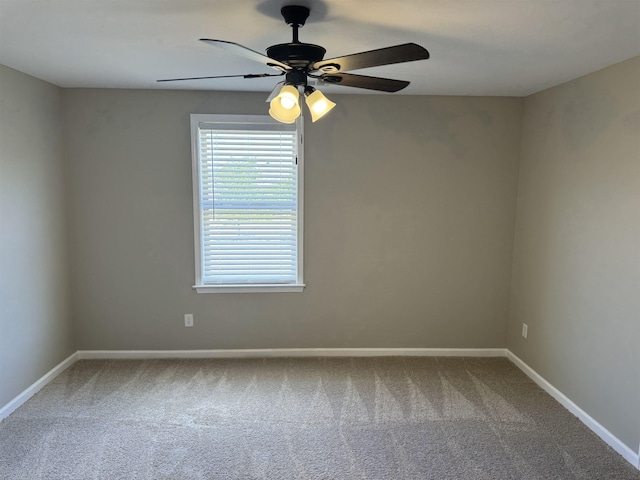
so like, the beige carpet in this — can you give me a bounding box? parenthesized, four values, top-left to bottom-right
(0, 357, 637, 479)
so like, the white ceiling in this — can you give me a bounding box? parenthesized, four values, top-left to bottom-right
(1, 0, 638, 96)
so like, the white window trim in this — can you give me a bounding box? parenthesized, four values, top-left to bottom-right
(190, 114, 305, 293)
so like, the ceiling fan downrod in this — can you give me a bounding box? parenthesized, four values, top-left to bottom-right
(266, 5, 326, 82)
(281, 5, 309, 42)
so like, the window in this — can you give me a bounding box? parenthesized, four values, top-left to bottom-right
(190, 114, 304, 293)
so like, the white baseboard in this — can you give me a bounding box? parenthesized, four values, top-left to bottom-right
(77, 347, 508, 360)
(506, 350, 639, 470)
(0, 351, 79, 422)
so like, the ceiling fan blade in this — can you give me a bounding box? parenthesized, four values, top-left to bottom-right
(200, 39, 291, 71)
(157, 73, 284, 83)
(312, 43, 429, 73)
(318, 72, 410, 92)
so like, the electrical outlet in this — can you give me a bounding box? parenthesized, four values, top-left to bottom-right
(522, 323, 528, 338)
(184, 314, 194, 327)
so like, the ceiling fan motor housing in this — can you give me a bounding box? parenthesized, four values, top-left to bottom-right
(266, 43, 326, 69)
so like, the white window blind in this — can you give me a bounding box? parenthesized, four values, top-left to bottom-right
(191, 115, 304, 292)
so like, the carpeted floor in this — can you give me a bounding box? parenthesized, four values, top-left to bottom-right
(0, 357, 637, 479)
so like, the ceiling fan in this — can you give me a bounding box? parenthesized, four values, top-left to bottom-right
(158, 5, 430, 123)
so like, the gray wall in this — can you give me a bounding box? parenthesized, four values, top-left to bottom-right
(508, 57, 640, 452)
(62, 89, 523, 350)
(0, 66, 74, 407)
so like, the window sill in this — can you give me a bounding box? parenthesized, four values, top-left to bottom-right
(193, 284, 306, 294)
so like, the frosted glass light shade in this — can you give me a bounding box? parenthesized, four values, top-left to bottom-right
(269, 85, 301, 124)
(304, 88, 336, 122)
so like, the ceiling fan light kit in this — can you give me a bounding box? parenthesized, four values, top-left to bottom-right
(159, 5, 430, 123)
